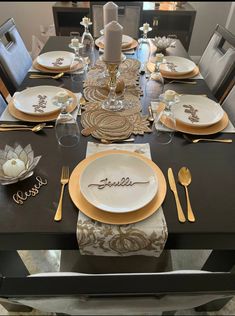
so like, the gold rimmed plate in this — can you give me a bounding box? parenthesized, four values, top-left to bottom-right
(69, 150, 167, 225)
(147, 62, 199, 79)
(8, 89, 78, 122)
(32, 59, 84, 74)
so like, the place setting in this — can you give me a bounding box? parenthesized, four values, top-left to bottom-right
(68, 142, 168, 258)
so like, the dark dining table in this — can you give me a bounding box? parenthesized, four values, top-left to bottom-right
(0, 36, 235, 311)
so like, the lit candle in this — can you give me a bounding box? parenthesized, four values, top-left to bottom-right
(155, 53, 164, 63)
(164, 90, 176, 101)
(82, 16, 90, 25)
(3, 159, 25, 177)
(56, 91, 69, 103)
(71, 38, 79, 48)
(103, 2, 118, 26)
(143, 22, 150, 32)
(104, 21, 123, 63)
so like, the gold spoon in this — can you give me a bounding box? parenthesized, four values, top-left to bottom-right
(178, 167, 195, 222)
(0, 123, 47, 133)
(29, 72, 64, 79)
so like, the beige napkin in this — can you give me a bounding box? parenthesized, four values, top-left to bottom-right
(0, 93, 82, 122)
(151, 101, 235, 133)
(76, 142, 168, 257)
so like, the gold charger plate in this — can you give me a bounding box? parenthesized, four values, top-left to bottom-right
(8, 89, 78, 122)
(147, 62, 199, 79)
(96, 39, 138, 51)
(69, 150, 167, 225)
(162, 112, 229, 135)
(32, 59, 83, 74)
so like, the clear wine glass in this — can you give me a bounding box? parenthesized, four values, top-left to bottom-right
(55, 100, 80, 147)
(80, 21, 94, 50)
(145, 60, 164, 105)
(69, 32, 86, 79)
(154, 105, 176, 144)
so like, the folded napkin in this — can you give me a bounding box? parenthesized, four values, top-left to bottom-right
(151, 101, 235, 134)
(0, 93, 82, 122)
(76, 142, 168, 257)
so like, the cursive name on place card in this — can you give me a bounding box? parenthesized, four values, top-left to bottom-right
(88, 177, 149, 190)
(13, 176, 48, 205)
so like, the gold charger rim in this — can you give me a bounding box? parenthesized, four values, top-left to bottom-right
(68, 150, 167, 225)
(8, 89, 78, 122)
(32, 59, 83, 74)
(162, 112, 229, 135)
(147, 62, 199, 79)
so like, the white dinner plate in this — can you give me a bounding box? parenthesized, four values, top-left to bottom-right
(172, 95, 225, 127)
(37, 51, 75, 70)
(160, 56, 196, 75)
(13, 86, 69, 116)
(97, 34, 133, 47)
(79, 153, 158, 213)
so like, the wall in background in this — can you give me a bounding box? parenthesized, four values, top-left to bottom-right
(0, 1, 54, 51)
(0, 1, 234, 57)
(189, 1, 232, 57)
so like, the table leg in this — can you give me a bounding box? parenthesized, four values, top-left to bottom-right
(0, 251, 32, 312)
(195, 250, 235, 312)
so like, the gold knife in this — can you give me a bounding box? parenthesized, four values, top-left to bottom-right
(168, 168, 186, 223)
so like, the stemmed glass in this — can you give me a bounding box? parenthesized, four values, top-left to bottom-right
(139, 24, 152, 44)
(80, 20, 94, 50)
(145, 57, 164, 105)
(55, 98, 80, 147)
(68, 32, 86, 79)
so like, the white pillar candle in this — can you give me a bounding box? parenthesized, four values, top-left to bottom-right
(155, 53, 164, 63)
(143, 22, 150, 32)
(103, 2, 118, 26)
(71, 38, 79, 47)
(56, 91, 69, 103)
(164, 90, 176, 101)
(104, 21, 123, 63)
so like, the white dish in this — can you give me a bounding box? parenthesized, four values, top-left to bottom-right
(172, 95, 224, 127)
(13, 86, 68, 116)
(37, 51, 75, 70)
(160, 56, 196, 75)
(79, 153, 158, 213)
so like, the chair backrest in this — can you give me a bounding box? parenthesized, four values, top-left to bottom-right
(90, 2, 142, 39)
(0, 92, 7, 117)
(198, 24, 235, 101)
(222, 84, 235, 125)
(1, 271, 235, 314)
(0, 18, 32, 96)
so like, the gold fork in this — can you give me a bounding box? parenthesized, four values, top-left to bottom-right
(54, 166, 70, 222)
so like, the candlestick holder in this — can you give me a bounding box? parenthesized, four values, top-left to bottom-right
(102, 61, 123, 111)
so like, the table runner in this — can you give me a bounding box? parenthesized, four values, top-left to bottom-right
(76, 142, 168, 257)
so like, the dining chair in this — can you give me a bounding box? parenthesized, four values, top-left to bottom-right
(198, 24, 235, 102)
(0, 270, 234, 315)
(0, 92, 7, 117)
(221, 84, 235, 125)
(90, 2, 142, 39)
(0, 18, 32, 96)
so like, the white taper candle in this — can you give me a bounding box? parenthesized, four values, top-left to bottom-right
(103, 2, 118, 26)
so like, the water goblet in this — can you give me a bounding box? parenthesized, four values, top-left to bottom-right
(80, 19, 94, 50)
(55, 99, 80, 147)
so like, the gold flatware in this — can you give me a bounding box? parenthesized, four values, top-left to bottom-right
(80, 96, 87, 106)
(0, 123, 47, 133)
(178, 167, 195, 222)
(183, 134, 232, 143)
(168, 167, 186, 223)
(54, 166, 70, 222)
(29, 72, 64, 79)
(100, 138, 135, 144)
(0, 124, 54, 128)
(148, 105, 155, 122)
(168, 80, 197, 84)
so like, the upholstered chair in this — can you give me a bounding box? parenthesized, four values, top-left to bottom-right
(0, 92, 7, 117)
